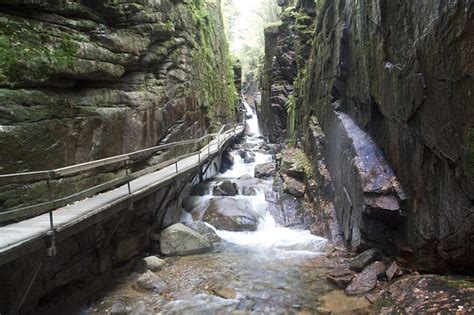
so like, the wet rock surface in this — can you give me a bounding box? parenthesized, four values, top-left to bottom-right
(160, 223, 212, 256)
(201, 198, 261, 232)
(136, 256, 167, 273)
(345, 263, 379, 296)
(110, 299, 132, 315)
(134, 271, 168, 293)
(212, 180, 238, 196)
(254, 162, 276, 178)
(183, 221, 222, 245)
(88, 245, 335, 314)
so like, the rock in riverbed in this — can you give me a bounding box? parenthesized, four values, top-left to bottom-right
(160, 223, 212, 256)
(136, 256, 167, 272)
(255, 162, 276, 178)
(201, 198, 261, 231)
(134, 270, 167, 293)
(345, 262, 381, 295)
(184, 221, 222, 244)
(213, 180, 238, 196)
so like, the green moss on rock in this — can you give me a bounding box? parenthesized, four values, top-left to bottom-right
(0, 15, 79, 86)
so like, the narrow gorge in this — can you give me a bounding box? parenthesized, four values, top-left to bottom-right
(0, 0, 472, 314)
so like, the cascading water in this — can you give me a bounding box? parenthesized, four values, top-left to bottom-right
(88, 102, 332, 314)
(211, 103, 327, 256)
(244, 102, 260, 136)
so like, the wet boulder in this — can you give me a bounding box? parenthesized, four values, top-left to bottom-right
(110, 299, 132, 315)
(134, 270, 168, 293)
(136, 256, 167, 273)
(255, 162, 276, 178)
(160, 223, 212, 256)
(345, 262, 380, 295)
(221, 151, 234, 172)
(349, 248, 383, 272)
(242, 186, 258, 196)
(190, 180, 212, 196)
(184, 221, 222, 244)
(244, 156, 256, 164)
(213, 180, 238, 196)
(201, 198, 261, 231)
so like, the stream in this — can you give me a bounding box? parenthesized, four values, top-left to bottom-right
(87, 103, 335, 314)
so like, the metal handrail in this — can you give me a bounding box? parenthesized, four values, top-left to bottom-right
(0, 125, 243, 185)
(0, 123, 245, 225)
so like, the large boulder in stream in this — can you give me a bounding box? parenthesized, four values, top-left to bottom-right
(200, 198, 261, 231)
(184, 221, 222, 244)
(255, 162, 276, 178)
(160, 223, 212, 256)
(213, 180, 238, 196)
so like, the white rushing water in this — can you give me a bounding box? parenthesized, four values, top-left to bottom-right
(212, 104, 327, 256)
(244, 102, 261, 136)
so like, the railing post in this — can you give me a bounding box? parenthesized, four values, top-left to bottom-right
(46, 176, 56, 257)
(198, 142, 201, 164)
(173, 145, 179, 174)
(125, 160, 134, 212)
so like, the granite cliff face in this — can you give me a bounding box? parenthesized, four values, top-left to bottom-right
(261, 0, 473, 273)
(0, 0, 236, 172)
(0, 0, 237, 209)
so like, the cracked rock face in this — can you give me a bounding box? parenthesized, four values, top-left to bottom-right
(0, 0, 237, 209)
(293, 0, 473, 273)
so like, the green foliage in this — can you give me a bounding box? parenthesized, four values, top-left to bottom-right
(0, 17, 78, 86)
(188, 0, 237, 121)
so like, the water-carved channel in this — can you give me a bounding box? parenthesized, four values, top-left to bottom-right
(86, 104, 339, 314)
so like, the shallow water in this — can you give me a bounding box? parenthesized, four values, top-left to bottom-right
(87, 103, 334, 314)
(88, 243, 334, 314)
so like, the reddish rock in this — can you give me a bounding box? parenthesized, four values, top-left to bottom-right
(345, 262, 380, 295)
(386, 261, 403, 281)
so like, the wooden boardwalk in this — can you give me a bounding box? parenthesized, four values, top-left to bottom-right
(0, 126, 244, 265)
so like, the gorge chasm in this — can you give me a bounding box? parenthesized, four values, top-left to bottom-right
(0, 0, 473, 314)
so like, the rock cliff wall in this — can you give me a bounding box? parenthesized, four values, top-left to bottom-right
(260, 11, 295, 143)
(262, 0, 473, 274)
(0, 0, 237, 209)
